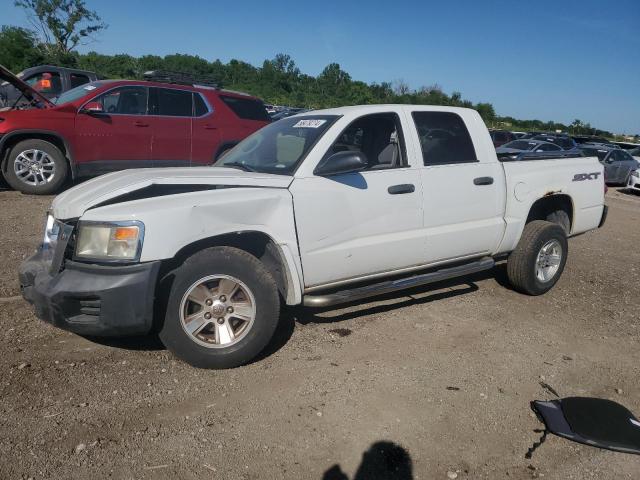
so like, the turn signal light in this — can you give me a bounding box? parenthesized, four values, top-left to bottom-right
(113, 226, 139, 241)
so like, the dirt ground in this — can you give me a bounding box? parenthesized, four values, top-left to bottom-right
(1, 186, 639, 480)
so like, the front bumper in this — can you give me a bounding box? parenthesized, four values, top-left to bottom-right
(628, 175, 640, 191)
(19, 250, 161, 336)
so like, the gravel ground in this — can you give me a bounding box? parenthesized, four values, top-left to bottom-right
(0, 186, 639, 479)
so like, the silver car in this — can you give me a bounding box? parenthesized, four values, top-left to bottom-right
(580, 144, 640, 185)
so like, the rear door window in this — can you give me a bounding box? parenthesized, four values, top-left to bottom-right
(537, 143, 561, 152)
(150, 87, 193, 116)
(412, 112, 478, 165)
(220, 95, 270, 121)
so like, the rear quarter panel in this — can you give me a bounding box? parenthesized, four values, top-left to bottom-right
(497, 156, 604, 254)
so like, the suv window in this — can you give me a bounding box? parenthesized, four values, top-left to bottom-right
(325, 113, 406, 170)
(194, 93, 209, 116)
(96, 86, 148, 115)
(412, 112, 478, 165)
(220, 95, 270, 121)
(70, 73, 90, 88)
(25, 72, 62, 95)
(151, 87, 193, 116)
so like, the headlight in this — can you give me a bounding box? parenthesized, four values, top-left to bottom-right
(75, 221, 144, 262)
(632, 170, 639, 178)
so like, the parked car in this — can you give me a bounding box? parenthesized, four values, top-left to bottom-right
(579, 144, 639, 185)
(511, 131, 527, 139)
(520, 131, 545, 139)
(19, 105, 607, 369)
(0, 65, 97, 108)
(572, 135, 610, 145)
(626, 168, 640, 193)
(270, 107, 309, 121)
(531, 134, 577, 150)
(0, 65, 271, 194)
(488, 129, 515, 147)
(629, 146, 640, 162)
(496, 139, 562, 158)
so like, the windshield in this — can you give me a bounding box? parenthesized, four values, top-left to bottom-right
(215, 115, 339, 175)
(54, 82, 106, 105)
(502, 140, 537, 150)
(630, 146, 640, 156)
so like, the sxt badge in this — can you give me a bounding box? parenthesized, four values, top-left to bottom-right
(572, 172, 601, 181)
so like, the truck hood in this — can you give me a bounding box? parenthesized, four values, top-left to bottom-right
(52, 167, 293, 219)
(0, 64, 55, 108)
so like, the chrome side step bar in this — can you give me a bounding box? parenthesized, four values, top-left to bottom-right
(303, 257, 495, 308)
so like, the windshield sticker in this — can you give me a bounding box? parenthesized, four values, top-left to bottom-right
(293, 119, 326, 128)
(84, 85, 97, 91)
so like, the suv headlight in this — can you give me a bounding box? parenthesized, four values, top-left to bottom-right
(75, 221, 144, 262)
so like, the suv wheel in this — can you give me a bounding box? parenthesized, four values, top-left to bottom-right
(159, 247, 280, 369)
(4, 139, 68, 195)
(507, 220, 568, 295)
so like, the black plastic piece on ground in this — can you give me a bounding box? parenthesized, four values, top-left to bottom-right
(531, 397, 640, 455)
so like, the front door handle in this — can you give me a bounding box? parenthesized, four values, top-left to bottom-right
(388, 184, 415, 195)
(134, 121, 149, 127)
(473, 176, 494, 186)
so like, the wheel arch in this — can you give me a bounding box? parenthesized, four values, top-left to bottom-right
(526, 193, 574, 233)
(159, 230, 302, 307)
(0, 130, 76, 178)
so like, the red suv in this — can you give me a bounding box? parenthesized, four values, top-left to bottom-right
(0, 66, 271, 194)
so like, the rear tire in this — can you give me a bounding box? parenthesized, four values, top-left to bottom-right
(159, 247, 280, 369)
(4, 139, 68, 195)
(507, 220, 568, 295)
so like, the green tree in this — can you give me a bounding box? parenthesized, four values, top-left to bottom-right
(15, 0, 106, 55)
(0, 25, 44, 71)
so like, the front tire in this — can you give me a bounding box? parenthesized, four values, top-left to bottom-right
(159, 247, 280, 369)
(4, 139, 68, 195)
(507, 220, 568, 295)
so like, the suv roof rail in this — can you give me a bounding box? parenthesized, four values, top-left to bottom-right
(142, 70, 222, 89)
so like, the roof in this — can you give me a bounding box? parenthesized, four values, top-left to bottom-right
(81, 79, 257, 99)
(18, 64, 96, 76)
(578, 143, 617, 151)
(296, 104, 477, 117)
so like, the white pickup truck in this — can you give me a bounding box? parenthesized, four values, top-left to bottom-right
(19, 105, 607, 368)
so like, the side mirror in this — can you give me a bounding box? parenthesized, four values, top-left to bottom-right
(314, 151, 367, 176)
(80, 101, 104, 115)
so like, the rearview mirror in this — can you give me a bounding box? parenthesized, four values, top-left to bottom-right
(80, 101, 104, 115)
(314, 151, 367, 176)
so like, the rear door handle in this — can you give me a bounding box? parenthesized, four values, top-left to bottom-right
(388, 184, 415, 194)
(134, 121, 149, 127)
(473, 176, 494, 186)
(204, 124, 218, 130)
